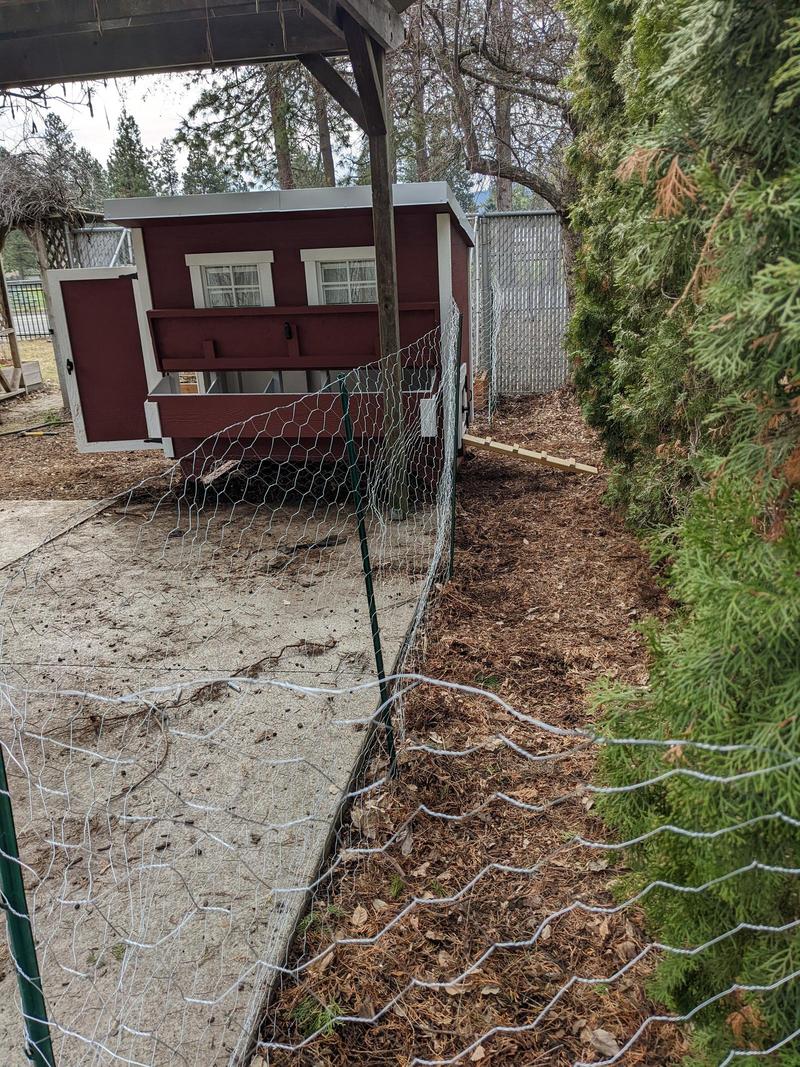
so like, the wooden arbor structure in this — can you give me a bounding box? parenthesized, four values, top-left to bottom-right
(0, 0, 414, 500)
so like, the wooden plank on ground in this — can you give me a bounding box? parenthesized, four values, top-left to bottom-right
(463, 433, 598, 475)
(199, 458, 242, 486)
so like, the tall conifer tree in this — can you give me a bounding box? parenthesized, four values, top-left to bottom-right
(106, 112, 155, 197)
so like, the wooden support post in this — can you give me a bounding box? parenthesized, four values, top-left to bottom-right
(370, 127, 408, 517)
(342, 14, 408, 516)
(0, 260, 23, 389)
(27, 228, 70, 415)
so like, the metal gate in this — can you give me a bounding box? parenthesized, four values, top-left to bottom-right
(472, 210, 569, 409)
(7, 278, 49, 339)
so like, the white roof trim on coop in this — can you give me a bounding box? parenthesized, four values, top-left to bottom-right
(104, 181, 475, 244)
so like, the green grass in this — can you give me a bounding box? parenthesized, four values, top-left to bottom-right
(297, 904, 346, 936)
(290, 996, 342, 1038)
(389, 874, 405, 900)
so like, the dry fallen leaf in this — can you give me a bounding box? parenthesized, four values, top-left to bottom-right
(351, 904, 368, 929)
(480, 983, 501, 996)
(470, 1046, 486, 1062)
(590, 1028, 620, 1057)
(309, 947, 335, 975)
(424, 928, 447, 942)
(616, 939, 638, 961)
(400, 828, 414, 857)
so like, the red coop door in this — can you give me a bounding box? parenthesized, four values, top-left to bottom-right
(55, 270, 151, 449)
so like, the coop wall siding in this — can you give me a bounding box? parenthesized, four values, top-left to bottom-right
(141, 207, 440, 312)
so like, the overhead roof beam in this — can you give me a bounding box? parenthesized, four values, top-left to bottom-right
(299, 54, 367, 132)
(0, 7, 346, 87)
(0, 0, 305, 35)
(342, 10, 386, 137)
(336, 0, 403, 51)
(0, 0, 404, 88)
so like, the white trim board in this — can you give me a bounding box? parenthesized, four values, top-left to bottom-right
(436, 213, 453, 327)
(300, 246, 375, 306)
(131, 228, 174, 458)
(105, 181, 475, 245)
(47, 266, 163, 455)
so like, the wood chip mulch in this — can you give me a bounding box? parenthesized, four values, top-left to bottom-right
(260, 391, 685, 1066)
(0, 413, 169, 500)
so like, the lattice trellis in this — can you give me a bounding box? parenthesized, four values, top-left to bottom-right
(40, 221, 71, 270)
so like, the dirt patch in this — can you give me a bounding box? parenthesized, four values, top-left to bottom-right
(0, 492, 437, 1066)
(0, 419, 167, 499)
(261, 390, 681, 1065)
(2, 339, 165, 497)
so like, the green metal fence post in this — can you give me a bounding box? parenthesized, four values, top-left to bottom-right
(448, 312, 464, 580)
(337, 375, 398, 777)
(0, 746, 55, 1067)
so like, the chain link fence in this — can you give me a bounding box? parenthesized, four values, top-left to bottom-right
(67, 225, 133, 269)
(472, 210, 570, 414)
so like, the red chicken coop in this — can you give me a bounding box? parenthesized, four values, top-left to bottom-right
(49, 182, 473, 470)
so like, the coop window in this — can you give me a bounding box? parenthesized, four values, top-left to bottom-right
(300, 246, 377, 305)
(319, 259, 377, 304)
(201, 264, 261, 307)
(185, 251, 275, 309)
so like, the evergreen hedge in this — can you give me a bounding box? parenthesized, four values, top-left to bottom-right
(565, 1, 800, 1061)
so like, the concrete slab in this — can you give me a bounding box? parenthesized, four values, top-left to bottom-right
(0, 500, 97, 569)
(0, 495, 438, 1066)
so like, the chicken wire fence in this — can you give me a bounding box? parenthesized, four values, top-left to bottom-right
(472, 211, 570, 419)
(1, 311, 796, 1066)
(0, 310, 463, 1066)
(1, 666, 797, 1067)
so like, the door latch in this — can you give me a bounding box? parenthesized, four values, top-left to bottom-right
(66, 358, 74, 375)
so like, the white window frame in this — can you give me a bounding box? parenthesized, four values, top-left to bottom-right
(300, 246, 376, 306)
(185, 250, 276, 309)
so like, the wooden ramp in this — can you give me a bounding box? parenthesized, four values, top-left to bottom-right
(463, 433, 598, 475)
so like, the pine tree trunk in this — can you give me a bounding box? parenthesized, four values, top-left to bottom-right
(312, 80, 336, 187)
(494, 86, 513, 210)
(410, 35, 430, 181)
(386, 56, 398, 185)
(494, 0, 514, 211)
(268, 74, 295, 190)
